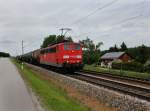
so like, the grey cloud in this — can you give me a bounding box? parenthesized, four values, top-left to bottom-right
(0, 40, 16, 44)
(0, 0, 150, 55)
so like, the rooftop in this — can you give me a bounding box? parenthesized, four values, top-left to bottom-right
(101, 52, 125, 59)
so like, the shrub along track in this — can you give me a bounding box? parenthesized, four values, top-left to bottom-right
(70, 71, 150, 102)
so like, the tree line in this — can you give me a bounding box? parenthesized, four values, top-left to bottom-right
(41, 35, 150, 65)
(102, 43, 150, 64)
(41, 35, 73, 48)
(41, 35, 103, 65)
(0, 52, 10, 57)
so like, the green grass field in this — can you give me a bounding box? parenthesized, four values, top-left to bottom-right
(12, 59, 90, 111)
(84, 65, 150, 80)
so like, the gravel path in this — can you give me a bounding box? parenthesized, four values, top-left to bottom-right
(0, 58, 41, 111)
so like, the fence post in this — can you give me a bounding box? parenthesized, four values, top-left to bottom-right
(120, 62, 123, 75)
(21, 62, 24, 70)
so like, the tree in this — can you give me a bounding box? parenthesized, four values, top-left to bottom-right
(66, 36, 73, 42)
(109, 44, 119, 52)
(96, 42, 103, 51)
(0, 52, 10, 57)
(137, 44, 147, 63)
(57, 35, 65, 43)
(80, 37, 103, 64)
(120, 42, 127, 51)
(41, 35, 57, 48)
(41, 35, 73, 48)
(80, 37, 94, 50)
(127, 44, 149, 64)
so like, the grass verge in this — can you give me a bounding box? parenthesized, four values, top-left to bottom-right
(12, 59, 90, 111)
(84, 65, 150, 80)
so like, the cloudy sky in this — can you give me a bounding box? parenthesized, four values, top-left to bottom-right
(0, 0, 150, 55)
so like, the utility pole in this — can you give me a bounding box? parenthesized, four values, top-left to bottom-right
(22, 40, 24, 55)
(21, 40, 24, 70)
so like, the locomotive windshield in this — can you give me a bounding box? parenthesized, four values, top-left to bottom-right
(64, 43, 81, 50)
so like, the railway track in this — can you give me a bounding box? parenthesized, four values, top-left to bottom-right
(82, 70, 150, 82)
(80, 70, 150, 87)
(70, 71, 150, 101)
(25, 63, 150, 101)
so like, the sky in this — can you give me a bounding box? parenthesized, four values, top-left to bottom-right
(0, 0, 150, 55)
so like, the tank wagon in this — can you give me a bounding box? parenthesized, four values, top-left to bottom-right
(18, 42, 83, 72)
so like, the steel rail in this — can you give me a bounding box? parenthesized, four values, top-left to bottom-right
(81, 70, 150, 84)
(71, 72, 150, 101)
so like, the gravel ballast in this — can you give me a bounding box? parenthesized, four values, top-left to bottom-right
(27, 64, 150, 111)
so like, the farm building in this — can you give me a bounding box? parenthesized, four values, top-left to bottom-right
(100, 52, 132, 68)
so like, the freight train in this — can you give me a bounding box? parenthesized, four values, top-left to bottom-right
(17, 41, 84, 72)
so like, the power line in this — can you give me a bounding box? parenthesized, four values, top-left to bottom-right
(113, 1, 146, 26)
(113, 12, 150, 26)
(72, 12, 150, 39)
(113, 14, 142, 26)
(70, 0, 119, 26)
(69, 0, 148, 37)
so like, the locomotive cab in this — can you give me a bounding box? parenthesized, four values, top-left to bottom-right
(38, 42, 83, 72)
(60, 42, 83, 71)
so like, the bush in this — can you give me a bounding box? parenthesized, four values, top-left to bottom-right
(112, 61, 144, 72)
(144, 60, 150, 73)
(83, 51, 100, 65)
(0, 52, 10, 57)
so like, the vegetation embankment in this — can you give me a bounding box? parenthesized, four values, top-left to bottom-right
(12, 59, 90, 111)
(84, 65, 150, 80)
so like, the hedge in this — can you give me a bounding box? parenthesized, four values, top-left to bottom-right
(112, 61, 144, 72)
(144, 60, 150, 73)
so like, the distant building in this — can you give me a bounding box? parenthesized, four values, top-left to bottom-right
(100, 52, 132, 68)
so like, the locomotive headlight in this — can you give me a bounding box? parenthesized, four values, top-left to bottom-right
(76, 55, 82, 59)
(63, 55, 69, 59)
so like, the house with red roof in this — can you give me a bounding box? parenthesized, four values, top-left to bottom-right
(100, 52, 132, 68)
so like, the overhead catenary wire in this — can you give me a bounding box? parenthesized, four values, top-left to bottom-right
(73, 12, 150, 39)
(113, 1, 145, 26)
(70, 0, 119, 26)
(73, 0, 148, 37)
(113, 14, 142, 26)
(69, 0, 148, 38)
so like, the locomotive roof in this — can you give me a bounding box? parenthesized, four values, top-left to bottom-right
(19, 42, 80, 56)
(40, 42, 80, 51)
(48, 41, 76, 46)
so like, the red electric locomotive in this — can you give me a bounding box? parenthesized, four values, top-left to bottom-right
(20, 42, 84, 72)
(39, 42, 83, 71)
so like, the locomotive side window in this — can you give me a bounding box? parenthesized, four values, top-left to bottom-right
(74, 44, 81, 50)
(64, 43, 70, 50)
(48, 48, 51, 53)
(40, 47, 57, 54)
(51, 47, 56, 53)
(48, 47, 56, 53)
(45, 49, 48, 53)
(40, 49, 48, 54)
(40, 50, 44, 54)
